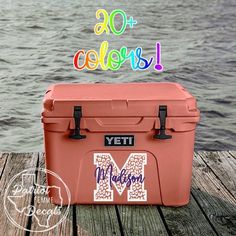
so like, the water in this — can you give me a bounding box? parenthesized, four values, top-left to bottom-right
(0, 0, 235, 152)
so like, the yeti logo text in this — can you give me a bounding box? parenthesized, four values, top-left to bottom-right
(94, 153, 147, 201)
(105, 135, 134, 146)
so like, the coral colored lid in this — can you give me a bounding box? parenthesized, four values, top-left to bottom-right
(42, 82, 200, 118)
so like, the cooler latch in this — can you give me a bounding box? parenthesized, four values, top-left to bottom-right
(69, 106, 86, 140)
(153, 105, 172, 140)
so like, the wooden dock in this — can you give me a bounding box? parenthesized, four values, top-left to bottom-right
(0, 151, 235, 235)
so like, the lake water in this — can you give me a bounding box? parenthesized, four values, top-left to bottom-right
(0, 0, 235, 151)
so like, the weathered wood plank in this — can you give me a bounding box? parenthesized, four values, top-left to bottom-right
(76, 205, 121, 236)
(30, 152, 73, 235)
(117, 205, 168, 236)
(160, 195, 217, 236)
(191, 152, 236, 235)
(0, 153, 8, 179)
(0, 153, 38, 235)
(198, 151, 236, 199)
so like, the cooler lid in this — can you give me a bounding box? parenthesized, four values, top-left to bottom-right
(42, 82, 200, 118)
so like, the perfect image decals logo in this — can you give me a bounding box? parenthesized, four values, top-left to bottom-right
(93, 153, 147, 201)
(73, 9, 163, 72)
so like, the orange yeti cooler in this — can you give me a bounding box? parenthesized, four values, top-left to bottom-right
(42, 82, 200, 206)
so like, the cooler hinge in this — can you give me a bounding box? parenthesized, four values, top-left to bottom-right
(69, 106, 86, 140)
(153, 105, 172, 140)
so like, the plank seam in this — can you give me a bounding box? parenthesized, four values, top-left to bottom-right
(115, 205, 125, 236)
(228, 151, 236, 160)
(157, 206, 173, 236)
(72, 205, 78, 236)
(24, 153, 40, 236)
(190, 192, 219, 236)
(197, 152, 236, 201)
(0, 153, 9, 180)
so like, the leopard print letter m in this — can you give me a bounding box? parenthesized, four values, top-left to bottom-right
(94, 153, 147, 202)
